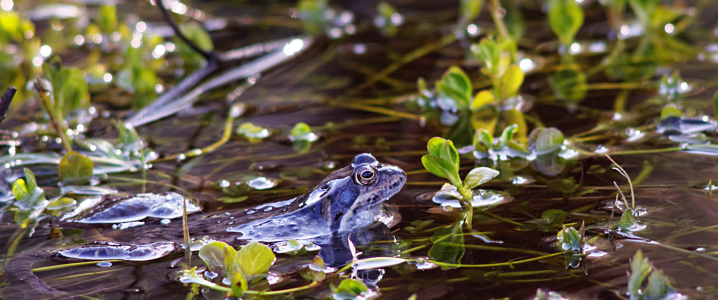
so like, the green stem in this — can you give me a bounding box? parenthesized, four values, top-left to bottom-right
(490, 0, 512, 44)
(32, 260, 123, 273)
(457, 185, 474, 229)
(34, 80, 72, 152)
(427, 252, 562, 268)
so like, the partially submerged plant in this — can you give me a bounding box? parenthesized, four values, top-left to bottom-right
(627, 250, 681, 300)
(556, 222, 586, 269)
(605, 154, 639, 232)
(421, 137, 499, 227)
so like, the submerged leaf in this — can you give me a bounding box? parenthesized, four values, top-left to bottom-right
(199, 241, 235, 277)
(235, 241, 276, 278)
(333, 278, 368, 300)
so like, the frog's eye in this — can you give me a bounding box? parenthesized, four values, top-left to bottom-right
(355, 166, 377, 185)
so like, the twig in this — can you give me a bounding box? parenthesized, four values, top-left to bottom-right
(0, 86, 17, 125)
(605, 154, 634, 209)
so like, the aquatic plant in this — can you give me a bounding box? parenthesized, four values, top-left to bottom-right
(627, 250, 680, 300)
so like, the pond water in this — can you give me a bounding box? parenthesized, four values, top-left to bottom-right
(2, 0, 718, 299)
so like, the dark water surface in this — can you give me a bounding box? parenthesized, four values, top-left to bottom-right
(3, 0, 718, 299)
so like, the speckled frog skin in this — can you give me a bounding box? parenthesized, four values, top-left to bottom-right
(227, 153, 406, 241)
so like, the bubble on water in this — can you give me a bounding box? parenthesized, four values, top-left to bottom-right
(96, 261, 113, 267)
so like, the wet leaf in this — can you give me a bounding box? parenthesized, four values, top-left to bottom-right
(47, 197, 75, 210)
(422, 155, 460, 187)
(58, 151, 94, 185)
(235, 241, 276, 278)
(556, 224, 583, 251)
(548, 0, 584, 46)
(627, 249, 652, 297)
(290, 122, 317, 142)
(199, 241, 235, 277)
(464, 167, 499, 189)
(355, 257, 406, 270)
(503, 109, 528, 145)
(333, 278, 368, 300)
(428, 217, 464, 265)
(619, 208, 637, 231)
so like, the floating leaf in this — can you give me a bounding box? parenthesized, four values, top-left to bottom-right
(235, 241, 276, 279)
(199, 241, 235, 277)
(237, 122, 270, 143)
(333, 278, 368, 300)
(290, 122, 317, 142)
(58, 151, 94, 185)
(464, 167, 499, 189)
(548, 0, 584, 46)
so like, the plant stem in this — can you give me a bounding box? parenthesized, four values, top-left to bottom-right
(427, 252, 562, 268)
(490, 0, 512, 43)
(33, 80, 72, 152)
(32, 260, 123, 272)
(457, 185, 474, 229)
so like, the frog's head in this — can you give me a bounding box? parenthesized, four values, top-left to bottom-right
(318, 153, 406, 233)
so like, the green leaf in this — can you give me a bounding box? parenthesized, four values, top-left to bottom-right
(237, 122, 270, 143)
(47, 197, 76, 210)
(290, 122, 315, 141)
(439, 140, 460, 170)
(235, 241, 276, 278)
(12, 179, 28, 201)
(499, 124, 518, 148)
(627, 249, 652, 297)
(58, 151, 94, 185)
(628, 0, 656, 28)
(179, 22, 214, 52)
(471, 38, 499, 74)
(437, 66, 472, 109)
(500, 65, 524, 98)
(428, 217, 465, 264)
(53, 68, 90, 118)
(460, 0, 483, 24)
(427, 137, 447, 158)
(548, 0, 584, 46)
(198, 241, 234, 277)
(473, 129, 493, 152)
(333, 278, 368, 300)
(464, 167, 499, 189)
(535, 128, 564, 154)
(97, 5, 118, 33)
(619, 208, 637, 232)
(421, 155, 461, 187)
(471, 90, 494, 110)
(660, 106, 682, 120)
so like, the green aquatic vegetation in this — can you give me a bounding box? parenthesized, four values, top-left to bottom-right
(297, 0, 329, 35)
(191, 241, 276, 296)
(547, 0, 584, 47)
(422, 136, 499, 225)
(333, 278, 369, 300)
(174, 22, 214, 67)
(659, 105, 682, 120)
(473, 124, 530, 158)
(11, 168, 48, 228)
(627, 250, 678, 300)
(428, 215, 465, 265)
(556, 223, 586, 269)
(290, 122, 318, 153)
(58, 151, 94, 186)
(237, 122, 270, 143)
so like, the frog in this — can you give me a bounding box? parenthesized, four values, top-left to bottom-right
(4, 153, 406, 299)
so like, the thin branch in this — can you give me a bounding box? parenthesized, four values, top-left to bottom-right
(33, 80, 72, 152)
(0, 86, 17, 125)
